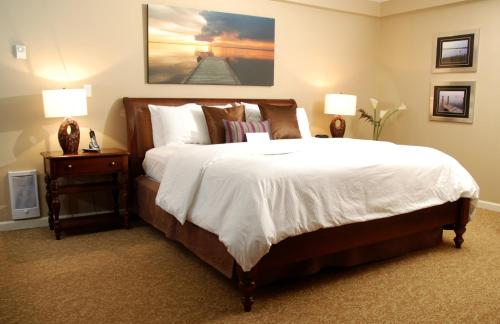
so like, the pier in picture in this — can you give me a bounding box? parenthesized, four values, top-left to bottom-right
(147, 4, 275, 86)
(430, 82, 475, 124)
(437, 90, 466, 114)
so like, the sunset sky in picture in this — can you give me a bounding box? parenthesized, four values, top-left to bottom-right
(148, 4, 274, 59)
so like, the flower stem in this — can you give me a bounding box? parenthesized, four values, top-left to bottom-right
(377, 109, 400, 140)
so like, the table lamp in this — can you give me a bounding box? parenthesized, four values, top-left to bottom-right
(324, 93, 357, 138)
(42, 88, 87, 155)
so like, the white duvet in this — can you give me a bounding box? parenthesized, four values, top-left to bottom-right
(154, 138, 479, 271)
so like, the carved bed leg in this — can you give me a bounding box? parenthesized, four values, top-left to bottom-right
(237, 269, 256, 312)
(453, 224, 466, 248)
(454, 198, 470, 249)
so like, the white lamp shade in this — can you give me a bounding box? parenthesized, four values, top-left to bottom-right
(42, 89, 87, 118)
(324, 93, 357, 116)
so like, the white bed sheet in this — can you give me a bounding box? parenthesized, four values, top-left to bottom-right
(151, 138, 479, 271)
(143, 145, 197, 182)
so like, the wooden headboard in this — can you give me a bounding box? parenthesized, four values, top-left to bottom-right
(123, 97, 297, 179)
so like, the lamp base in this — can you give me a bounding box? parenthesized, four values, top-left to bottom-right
(58, 118, 80, 155)
(330, 115, 346, 138)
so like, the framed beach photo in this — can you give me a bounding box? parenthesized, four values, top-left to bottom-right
(429, 81, 475, 123)
(147, 4, 275, 86)
(432, 30, 479, 73)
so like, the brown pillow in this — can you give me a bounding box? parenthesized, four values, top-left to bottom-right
(202, 104, 246, 144)
(258, 103, 301, 139)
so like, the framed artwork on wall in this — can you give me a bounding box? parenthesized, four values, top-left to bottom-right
(147, 4, 275, 86)
(429, 81, 476, 124)
(432, 30, 479, 73)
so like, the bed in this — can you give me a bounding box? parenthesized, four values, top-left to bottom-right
(123, 97, 477, 312)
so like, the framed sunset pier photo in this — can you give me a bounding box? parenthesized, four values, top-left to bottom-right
(147, 4, 275, 86)
(429, 81, 476, 123)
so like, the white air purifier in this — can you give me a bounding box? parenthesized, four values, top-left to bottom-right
(8, 170, 40, 220)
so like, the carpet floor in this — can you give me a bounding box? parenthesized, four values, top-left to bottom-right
(0, 208, 499, 323)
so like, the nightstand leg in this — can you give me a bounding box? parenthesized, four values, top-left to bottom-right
(113, 173, 129, 229)
(44, 175, 54, 230)
(49, 179, 61, 240)
(122, 174, 129, 229)
(111, 173, 120, 218)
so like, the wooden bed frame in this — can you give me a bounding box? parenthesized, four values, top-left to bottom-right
(123, 97, 470, 312)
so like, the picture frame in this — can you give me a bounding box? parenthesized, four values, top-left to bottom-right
(146, 4, 275, 86)
(429, 81, 476, 124)
(432, 29, 479, 73)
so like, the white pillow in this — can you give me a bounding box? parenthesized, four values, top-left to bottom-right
(242, 102, 262, 123)
(149, 103, 233, 146)
(296, 107, 312, 138)
(149, 104, 164, 147)
(189, 104, 232, 144)
(149, 103, 197, 147)
(241, 102, 312, 138)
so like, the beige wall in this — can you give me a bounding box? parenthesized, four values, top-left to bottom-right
(0, 0, 380, 221)
(365, 0, 500, 203)
(2, 0, 497, 224)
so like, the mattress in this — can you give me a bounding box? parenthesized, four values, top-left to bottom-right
(143, 144, 199, 182)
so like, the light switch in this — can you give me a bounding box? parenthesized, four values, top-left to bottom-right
(15, 45, 27, 60)
(84, 84, 92, 97)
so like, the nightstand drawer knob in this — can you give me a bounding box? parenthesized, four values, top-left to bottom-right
(66, 164, 72, 169)
(109, 161, 116, 167)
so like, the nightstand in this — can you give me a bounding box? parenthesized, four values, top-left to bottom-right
(41, 149, 129, 239)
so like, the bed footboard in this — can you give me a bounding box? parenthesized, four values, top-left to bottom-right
(236, 198, 471, 312)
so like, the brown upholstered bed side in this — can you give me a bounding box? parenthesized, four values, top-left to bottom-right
(135, 175, 234, 278)
(123, 97, 470, 312)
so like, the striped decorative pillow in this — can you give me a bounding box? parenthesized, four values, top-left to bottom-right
(223, 119, 271, 143)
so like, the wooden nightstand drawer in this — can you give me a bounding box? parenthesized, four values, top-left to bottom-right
(54, 156, 124, 176)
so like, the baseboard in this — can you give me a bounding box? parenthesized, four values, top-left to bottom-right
(1, 200, 497, 232)
(477, 200, 500, 212)
(0, 210, 115, 232)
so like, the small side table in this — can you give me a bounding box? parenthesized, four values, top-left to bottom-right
(41, 149, 129, 239)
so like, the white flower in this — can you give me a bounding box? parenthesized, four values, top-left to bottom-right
(380, 109, 388, 118)
(370, 98, 378, 109)
(397, 103, 407, 111)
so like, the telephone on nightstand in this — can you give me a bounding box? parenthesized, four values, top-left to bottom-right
(82, 129, 101, 152)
